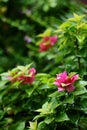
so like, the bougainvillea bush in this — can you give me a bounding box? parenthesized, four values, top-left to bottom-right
(0, 0, 87, 73)
(0, 13, 87, 130)
(0, 64, 87, 130)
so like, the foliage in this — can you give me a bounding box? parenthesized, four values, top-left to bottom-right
(0, 1, 87, 130)
(0, 0, 87, 72)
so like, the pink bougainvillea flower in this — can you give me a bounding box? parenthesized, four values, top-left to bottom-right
(54, 71, 78, 92)
(24, 35, 32, 43)
(17, 75, 34, 84)
(8, 67, 36, 85)
(18, 67, 36, 84)
(28, 67, 36, 76)
(39, 36, 58, 52)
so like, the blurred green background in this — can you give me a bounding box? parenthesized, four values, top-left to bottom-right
(0, 0, 87, 73)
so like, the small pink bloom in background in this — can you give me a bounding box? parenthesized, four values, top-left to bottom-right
(8, 68, 36, 85)
(39, 36, 58, 52)
(25, 9, 31, 15)
(54, 71, 78, 92)
(22, 9, 31, 15)
(24, 35, 32, 43)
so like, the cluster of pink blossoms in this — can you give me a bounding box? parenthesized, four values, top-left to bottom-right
(39, 36, 58, 52)
(54, 71, 78, 92)
(8, 68, 36, 85)
(8, 34, 78, 91)
(8, 68, 78, 92)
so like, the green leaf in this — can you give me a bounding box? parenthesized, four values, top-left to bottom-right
(36, 102, 54, 115)
(77, 81, 87, 87)
(47, 77, 56, 86)
(17, 65, 25, 71)
(38, 84, 50, 90)
(68, 13, 85, 22)
(63, 94, 74, 104)
(37, 121, 46, 130)
(9, 122, 25, 130)
(49, 91, 65, 97)
(72, 81, 87, 96)
(73, 13, 85, 20)
(0, 80, 8, 89)
(59, 21, 71, 28)
(44, 117, 54, 124)
(35, 73, 49, 78)
(69, 112, 80, 125)
(25, 86, 36, 97)
(50, 97, 61, 110)
(29, 121, 37, 130)
(33, 115, 44, 120)
(73, 86, 87, 96)
(0, 72, 8, 77)
(17, 63, 33, 72)
(79, 117, 87, 129)
(37, 28, 52, 37)
(0, 110, 5, 120)
(55, 112, 69, 122)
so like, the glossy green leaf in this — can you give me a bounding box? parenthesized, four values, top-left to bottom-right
(55, 112, 69, 122)
(29, 121, 37, 130)
(9, 122, 25, 130)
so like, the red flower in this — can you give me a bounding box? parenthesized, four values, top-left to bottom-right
(39, 36, 58, 52)
(8, 68, 36, 85)
(17, 75, 34, 84)
(54, 71, 78, 92)
(18, 68, 36, 84)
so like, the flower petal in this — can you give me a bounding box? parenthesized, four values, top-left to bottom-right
(71, 74, 78, 83)
(58, 86, 65, 92)
(50, 36, 58, 45)
(65, 85, 75, 92)
(29, 68, 36, 76)
(57, 71, 67, 79)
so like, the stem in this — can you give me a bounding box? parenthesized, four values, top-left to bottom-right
(75, 39, 81, 69)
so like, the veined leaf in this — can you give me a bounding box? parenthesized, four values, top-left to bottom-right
(73, 86, 87, 96)
(55, 112, 69, 122)
(29, 121, 37, 130)
(37, 28, 52, 37)
(9, 121, 25, 130)
(44, 117, 54, 124)
(63, 94, 74, 104)
(68, 13, 85, 22)
(49, 91, 65, 97)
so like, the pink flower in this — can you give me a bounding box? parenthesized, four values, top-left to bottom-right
(18, 68, 36, 84)
(28, 68, 36, 76)
(8, 68, 36, 85)
(17, 68, 36, 84)
(17, 75, 34, 85)
(54, 71, 78, 92)
(24, 35, 32, 43)
(39, 36, 58, 52)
